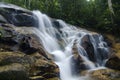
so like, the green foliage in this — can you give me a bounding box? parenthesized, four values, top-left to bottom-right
(0, 0, 120, 35)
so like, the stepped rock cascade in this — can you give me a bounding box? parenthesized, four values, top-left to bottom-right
(32, 10, 110, 80)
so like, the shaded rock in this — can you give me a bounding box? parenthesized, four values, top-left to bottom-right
(89, 69, 120, 80)
(103, 35, 113, 47)
(81, 34, 95, 62)
(0, 2, 36, 27)
(0, 63, 29, 80)
(81, 33, 110, 65)
(71, 42, 89, 75)
(0, 24, 51, 59)
(52, 20, 62, 29)
(106, 53, 120, 70)
(0, 14, 7, 23)
(0, 52, 60, 80)
(105, 35, 120, 71)
(0, 14, 60, 79)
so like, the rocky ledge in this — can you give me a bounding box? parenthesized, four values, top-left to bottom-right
(0, 3, 59, 80)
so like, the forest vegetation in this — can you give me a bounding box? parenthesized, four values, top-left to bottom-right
(0, 0, 120, 36)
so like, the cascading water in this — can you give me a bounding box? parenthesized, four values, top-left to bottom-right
(32, 10, 110, 80)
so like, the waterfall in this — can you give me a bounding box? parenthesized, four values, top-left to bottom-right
(32, 10, 110, 80)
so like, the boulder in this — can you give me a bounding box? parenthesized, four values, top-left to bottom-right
(81, 33, 110, 65)
(0, 14, 60, 79)
(0, 24, 52, 59)
(105, 35, 120, 71)
(0, 63, 29, 80)
(0, 52, 60, 80)
(0, 2, 36, 27)
(106, 55, 120, 70)
(71, 42, 90, 75)
(89, 69, 120, 80)
(0, 14, 7, 23)
(81, 34, 95, 62)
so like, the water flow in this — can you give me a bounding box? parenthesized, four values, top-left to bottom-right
(32, 10, 110, 80)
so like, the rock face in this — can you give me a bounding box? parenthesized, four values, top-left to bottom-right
(105, 35, 120, 71)
(0, 52, 59, 80)
(0, 3, 60, 80)
(106, 55, 120, 70)
(0, 24, 49, 57)
(0, 25, 59, 80)
(81, 34, 95, 62)
(71, 32, 110, 75)
(0, 2, 36, 26)
(89, 69, 120, 80)
(71, 42, 90, 75)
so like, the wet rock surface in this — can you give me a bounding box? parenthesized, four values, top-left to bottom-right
(89, 69, 120, 80)
(81, 34, 95, 62)
(0, 52, 59, 80)
(0, 2, 36, 27)
(106, 54, 120, 70)
(0, 3, 60, 80)
(105, 35, 120, 71)
(71, 42, 89, 75)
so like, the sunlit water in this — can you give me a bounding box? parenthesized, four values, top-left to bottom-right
(32, 10, 110, 80)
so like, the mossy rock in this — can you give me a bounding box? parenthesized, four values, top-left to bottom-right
(47, 77, 60, 80)
(89, 69, 120, 80)
(0, 63, 29, 80)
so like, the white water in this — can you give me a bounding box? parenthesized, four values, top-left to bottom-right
(32, 10, 110, 80)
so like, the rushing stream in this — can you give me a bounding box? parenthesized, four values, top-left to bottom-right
(32, 10, 110, 80)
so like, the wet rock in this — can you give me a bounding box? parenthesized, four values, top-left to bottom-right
(0, 24, 51, 59)
(71, 42, 89, 75)
(52, 20, 62, 29)
(0, 63, 29, 80)
(0, 52, 60, 80)
(0, 2, 35, 27)
(89, 69, 120, 80)
(81, 33, 109, 65)
(81, 34, 95, 62)
(105, 35, 120, 71)
(105, 53, 120, 70)
(0, 13, 59, 79)
(0, 14, 7, 23)
(103, 35, 113, 47)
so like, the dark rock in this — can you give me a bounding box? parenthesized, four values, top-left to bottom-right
(71, 42, 90, 75)
(0, 15, 7, 23)
(0, 3, 36, 27)
(103, 35, 113, 47)
(0, 63, 29, 80)
(105, 54, 120, 70)
(89, 69, 120, 80)
(81, 34, 95, 62)
(52, 20, 62, 29)
(0, 52, 60, 80)
(0, 24, 50, 59)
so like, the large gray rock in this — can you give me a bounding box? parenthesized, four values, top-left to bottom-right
(0, 24, 49, 58)
(0, 2, 36, 27)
